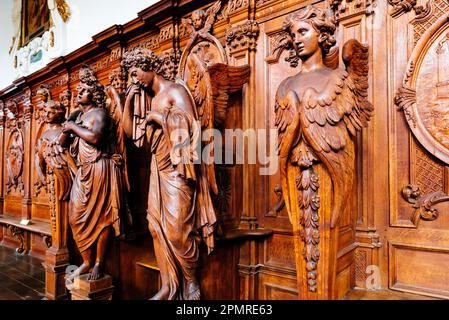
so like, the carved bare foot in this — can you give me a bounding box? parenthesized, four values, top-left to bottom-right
(88, 263, 103, 281)
(185, 281, 201, 300)
(150, 285, 170, 300)
(68, 262, 90, 280)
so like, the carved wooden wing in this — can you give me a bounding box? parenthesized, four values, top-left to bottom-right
(297, 39, 373, 228)
(202, 1, 222, 34)
(185, 52, 250, 195)
(42, 139, 73, 201)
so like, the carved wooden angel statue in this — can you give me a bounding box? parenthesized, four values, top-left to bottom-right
(58, 65, 131, 281)
(274, 6, 373, 295)
(35, 100, 75, 199)
(121, 48, 222, 300)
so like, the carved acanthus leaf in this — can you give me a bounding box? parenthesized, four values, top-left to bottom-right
(395, 85, 417, 128)
(396, 61, 417, 128)
(265, 31, 296, 66)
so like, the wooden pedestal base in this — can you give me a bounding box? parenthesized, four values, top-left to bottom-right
(69, 274, 114, 300)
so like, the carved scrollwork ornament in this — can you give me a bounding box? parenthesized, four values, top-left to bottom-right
(8, 226, 25, 254)
(266, 185, 286, 217)
(387, 0, 430, 18)
(402, 184, 449, 226)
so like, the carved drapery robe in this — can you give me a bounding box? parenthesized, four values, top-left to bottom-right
(69, 109, 125, 252)
(131, 85, 217, 299)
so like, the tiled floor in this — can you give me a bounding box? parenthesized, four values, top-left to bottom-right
(0, 246, 45, 300)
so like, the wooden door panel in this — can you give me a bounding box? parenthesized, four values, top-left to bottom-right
(389, 242, 449, 299)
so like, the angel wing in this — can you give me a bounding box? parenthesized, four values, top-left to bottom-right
(201, 1, 222, 34)
(275, 39, 373, 228)
(41, 139, 74, 201)
(106, 85, 130, 192)
(186, 53, 250, 195)
(301, 40, 373, 228)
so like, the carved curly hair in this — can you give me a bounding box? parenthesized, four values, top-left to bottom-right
(283, 5, 337, 55)
(44, 100, 66, 123)
(121, 48, 164, 76)
(78, 65, 106, 109)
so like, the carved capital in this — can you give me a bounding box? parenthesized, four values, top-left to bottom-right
(330, 0, 376, 21)
(226, 20, 260, 54)
(402, 184, 449, 227)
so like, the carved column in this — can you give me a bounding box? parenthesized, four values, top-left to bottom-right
(44, 172, 69, 300)
(21, 88, 33, 220)
(226, 1, 261, 299)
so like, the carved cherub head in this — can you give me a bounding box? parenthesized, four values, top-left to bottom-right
(59, 89, 72, 109)
(283, 6, 336, 60)
(109, 68, 127, 94)
(191, 9, 206, 30)
(43, 100, 66, 124)
(77, 65, 106, 109)
(37, 85, 51, 103)
(122, 48, 166, 88)
(5, 100, 18, 119)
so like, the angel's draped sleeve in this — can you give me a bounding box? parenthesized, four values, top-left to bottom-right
(161, 106, 199, 181)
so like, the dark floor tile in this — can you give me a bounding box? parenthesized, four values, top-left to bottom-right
(0, 267, 44, 290)
(0, 245, 45, 300)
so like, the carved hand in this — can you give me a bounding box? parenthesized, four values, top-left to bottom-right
(62, 121, 75, 133)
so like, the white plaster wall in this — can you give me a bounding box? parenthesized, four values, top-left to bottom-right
(0, 0, 159, 91)
(0, 0, 17, 90)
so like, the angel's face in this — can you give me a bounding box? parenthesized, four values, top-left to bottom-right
(60, 92, 71, 108)
(192, 11, 204, 30)
(290, 20, 321, 60)
(129, 66, 155, 90)
(43, 105, 57, 123)
(77, 84, 93, 106)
